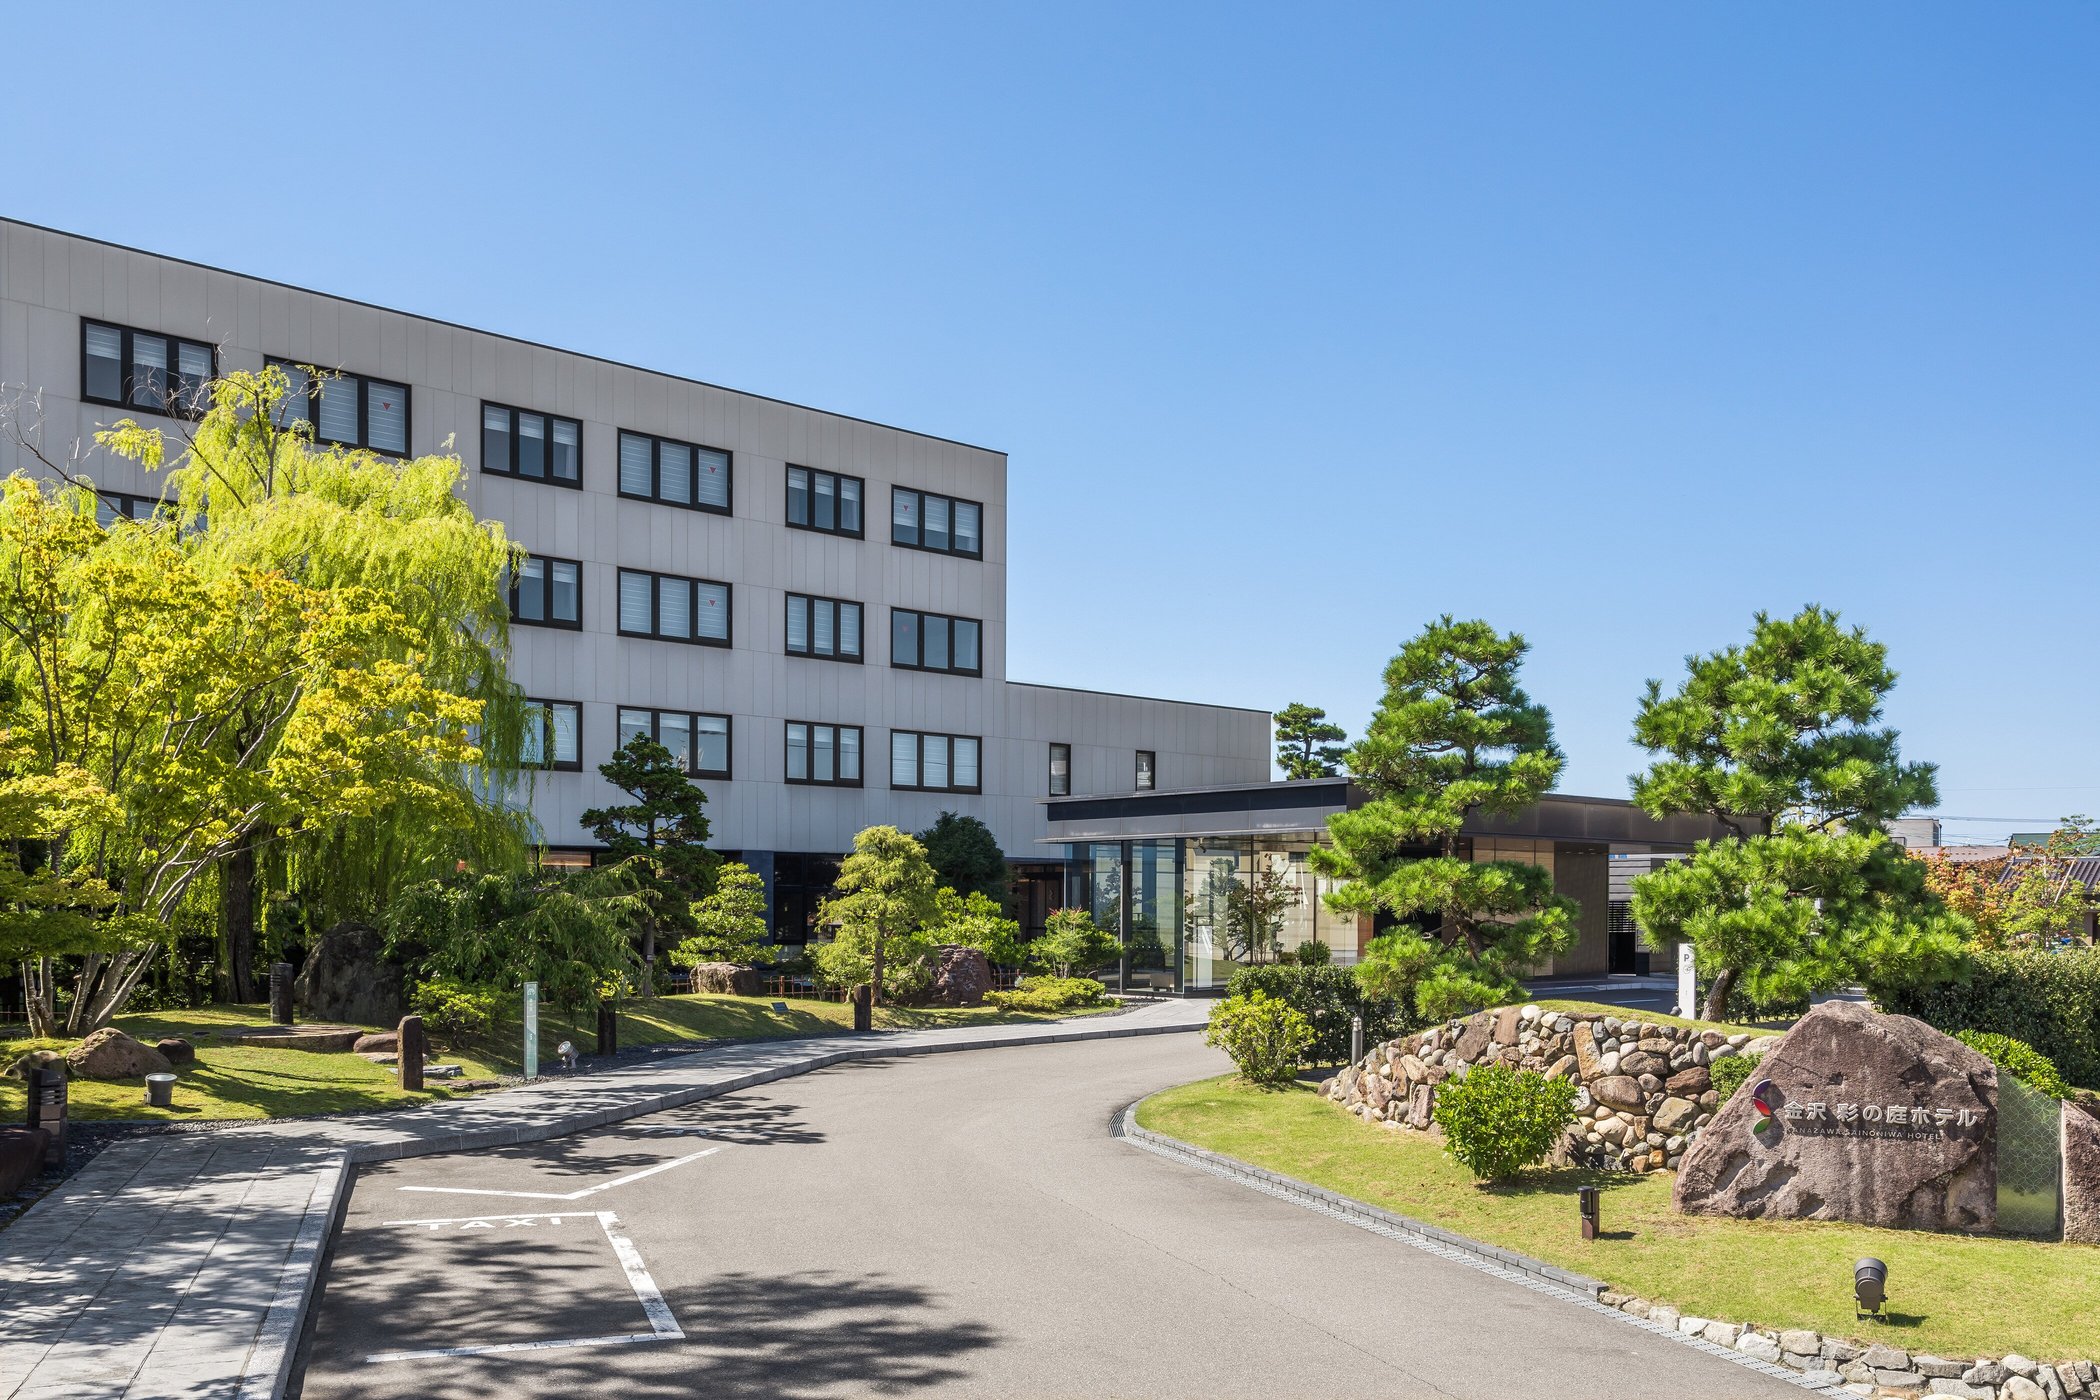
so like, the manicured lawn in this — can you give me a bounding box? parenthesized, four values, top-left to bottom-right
(0, 994, 1118, 1123)
(0, 1006, 505, 1123)
(1526, 998, 1783, 1040)
(1138, 1074, 2100, 1362)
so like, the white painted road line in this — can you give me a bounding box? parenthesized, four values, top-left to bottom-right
(363, 1211, 684, 1365)
(395, 1145, 722, 1202)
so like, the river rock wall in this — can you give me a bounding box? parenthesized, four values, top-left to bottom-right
(1319, 1003, 1778, 1172)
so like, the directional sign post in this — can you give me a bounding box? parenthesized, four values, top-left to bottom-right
(523, 981, 539, 1080)
(1676, 942, 1697, 1021)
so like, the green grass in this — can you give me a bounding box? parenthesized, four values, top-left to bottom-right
(0, 1006, 505, 1122)
(1138, 1075, 2100, 1361)
(1526, 999, 1782, 1040)
(0, 994, 1118, 1123)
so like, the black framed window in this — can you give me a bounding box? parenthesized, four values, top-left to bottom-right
(890, 488, 983, 558)
(618, 430, 731, 514)
(617, 569, 731, 645)
(510, 555, 582, 629)
(95, 492, 175, 528)
(1136, 750, 1156, 791)
(82, 319, 215, 419)
(890, 730, 982, 794)
(786, 594, 862, 662)
(267, 358, 410, 455)
(522, 699, 582, 771)
(785, 722, 863, 787)
(889, 608, 982, 676)
(786, 466, 864, 537)
(618, 707, 731, 780)
(482, 403, 581, 487)
(1049, 742, 1071, 797)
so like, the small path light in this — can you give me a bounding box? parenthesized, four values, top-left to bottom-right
(1577, 1185, 1600, 1241)
(1350, 1014, 1363, 1067)
(144, 1073, 176, 1110)
(1854, 1257, 1888, 1319)
(557, 1040, 579, 1073)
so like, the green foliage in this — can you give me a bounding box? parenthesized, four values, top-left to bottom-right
(814, 826, 939, 1004)
(928, 887, 1024, 967)
(1873, 947, 2100, 1089)
(1310, 618, 1577, 1021)
(582, 733, 720, 965)
(915, 812, 1008, 903)
(382, 866, 643, 1016)
(1629, 605, 1958, 1022)
(1708, 1051, 1761, 1103)
(1225, 962, 1412, 1064)
(1028, 907, 1121, 978)
(409, 976, 501, 1046)
(1274, 702, 1347, 780)
(673, 862, 771, 967)
(1431, 1063, 1579, 1182)
(1205, 991, 1313, 1089)
(1955, 1031, 2071, 1101)
(984, 976, 1107, 1013)
(1294, 938, 1332, 967)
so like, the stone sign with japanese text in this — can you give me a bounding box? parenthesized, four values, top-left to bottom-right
(1676, 1000, 1999, 1233)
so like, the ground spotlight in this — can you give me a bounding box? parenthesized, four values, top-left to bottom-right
(1854, 1257, 1888, 1319)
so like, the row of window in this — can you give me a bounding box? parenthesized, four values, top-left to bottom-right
(525, 706, 1156, 797)
(80, 320, 986, 557)
(511, 564, 982, 675)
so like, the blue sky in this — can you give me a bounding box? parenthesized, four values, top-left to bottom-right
(6, 4, 2094, 841)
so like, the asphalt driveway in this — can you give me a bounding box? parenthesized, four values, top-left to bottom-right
(296, 1034, 1806, 1399)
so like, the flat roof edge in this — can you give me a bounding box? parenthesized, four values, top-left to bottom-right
(1005, 679, 1274, 716)
(0, 216, 1006, 458)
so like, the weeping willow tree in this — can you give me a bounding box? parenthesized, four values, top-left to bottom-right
(88, 366, 536, 1001)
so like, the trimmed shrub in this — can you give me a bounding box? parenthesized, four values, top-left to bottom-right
(1872, 947, 2100, 1089)
(1294, 939, 1333, 967)
(1432, 1063, 1579, 1182)
(1708, 1051, 1761, 1103)
(1956, 1030, 2072, 1101)
(984, 976, 1106, 1014)
(1226, 962, 1412, 1066)
(1205, 991, 1313, 1089)
(409, 976, 501, 1047)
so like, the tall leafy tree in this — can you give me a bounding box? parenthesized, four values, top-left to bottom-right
(815, 825, 938, 1005)
(1274, 702, 1347, 780)
(1629, 605, 1964, 1020)
(927, 886, 1024, 967)
(1310, 617, 1576, 1020)
(94, 367, 531, 996)
(581, 733, 720, 971)
(382, 865, 644, 1017)
(915, 811, 1008, 903)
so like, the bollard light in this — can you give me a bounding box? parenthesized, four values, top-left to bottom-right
(1350, 1014, 1364, 1067)
(1854, 1257, 1888, 1319)
(1578, 1185, 1600, 1241)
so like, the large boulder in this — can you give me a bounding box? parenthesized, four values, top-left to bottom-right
(155, 1037, 195, 1066)
(686, 962, 762, 996)
(1674, 1001, 1997, 1233)
(295, 920, 406, 1027)
(5, 1049, 67, 1082)
(926, 945, 993, 1007)
(67, 1028, 172, 1080)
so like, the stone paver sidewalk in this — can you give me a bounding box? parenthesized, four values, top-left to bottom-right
(0, 1000, 1208, 1399)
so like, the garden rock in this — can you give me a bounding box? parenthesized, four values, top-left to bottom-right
(354, 1031, 399, 1054)
(295, 919, 407, 1026)
(1674, 1001, 1997, 1232)
(926, 944, 993, 1006)
(66, 1028, 171, 1079)
(1965, 1362, 2011, 1386)
(154, 1037, 195, 1065)
(5, 1049, 66, 1081)
(2063, 1107, 2100, 1245)
(0, 1128, 49, 1196)
(2005, 1378, 2049, 1400)
(685, 962, 762, 996)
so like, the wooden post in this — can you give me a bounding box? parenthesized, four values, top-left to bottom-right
(850, 983, 873, 1032)
(397, 1014, 427, 1092)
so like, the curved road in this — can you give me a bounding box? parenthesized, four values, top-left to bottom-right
(298, 1034, 1804, 1399)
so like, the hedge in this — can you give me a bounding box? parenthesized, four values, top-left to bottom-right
(1224, 963, 1414, 1066)
(1871, 947, 2100, 1090)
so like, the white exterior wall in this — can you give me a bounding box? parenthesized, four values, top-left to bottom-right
(0, 220, 1270, 859)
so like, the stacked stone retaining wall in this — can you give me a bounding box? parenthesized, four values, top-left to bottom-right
(1320, 1003, 1781, 1172)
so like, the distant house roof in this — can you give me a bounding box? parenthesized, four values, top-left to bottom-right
(1912, 845, 2011, 864)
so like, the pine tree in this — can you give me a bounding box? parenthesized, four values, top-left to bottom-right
(1629, 605, 1964, 1021)
(1309, 617, 1576, 1020)
(581, 733, 720, 975)
(916, 811, 1008, 902)
(1274, 702, 1347, 780)
(815, 826, 939, 1005)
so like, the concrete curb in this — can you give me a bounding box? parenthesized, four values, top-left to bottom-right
(1112, 1104, 1608, 1297)
(1114, 1105, 1845, 1396)
(236, 1151, 350, 1400)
